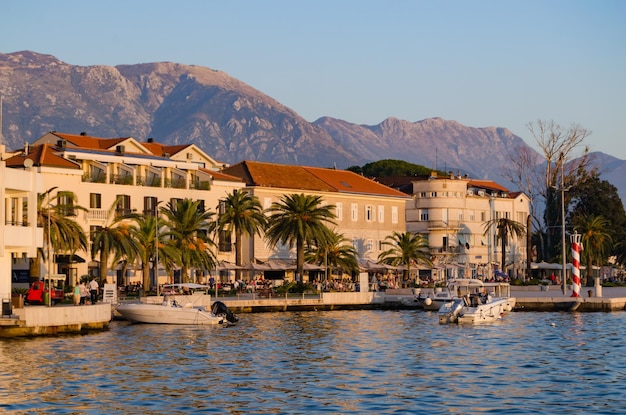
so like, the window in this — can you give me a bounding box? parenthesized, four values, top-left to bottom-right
(336, 202, 343, 221)
(365, 205, 373, 222)
(90, 225, 102, 243)
(481, 211, 487, 222)
(392, 206, 398, 224)
(419, 209, 429, 221)
(351, 203, 358, 221)
(89, 193, 101, 209)
(377, 240, 383, 251)
(431, 192, 437, 197)
(420, 192, 427, 198)
(116, 195, 131, 216)
(218, 230, 232, 252)
(366, 239, 373, 252)
(144, 196, 158, 216)
(469, 210, 475, 221)
(170, 198, 183, 210)
(58, 191, 75, 216)
(378, 205, 384, 223)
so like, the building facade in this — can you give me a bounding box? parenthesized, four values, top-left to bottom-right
(4, 132, 246, 287)
(222, 161, 410, 279)
(405, 172, 530, 280)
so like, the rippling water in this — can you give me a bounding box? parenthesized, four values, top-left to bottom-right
(1, 310, 625, 414)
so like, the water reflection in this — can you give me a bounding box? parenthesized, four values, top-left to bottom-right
(1, 311, 625, 414)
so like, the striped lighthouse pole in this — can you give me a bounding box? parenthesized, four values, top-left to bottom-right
(570, 231, 583, 297)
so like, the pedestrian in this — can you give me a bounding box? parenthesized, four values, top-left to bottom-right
(89, 278, 99, 304)
(73, 283, 81, 306)
(79, 281, 89, 304)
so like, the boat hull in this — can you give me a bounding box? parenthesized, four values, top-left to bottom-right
(456, 297, 514, 324)
(116, 303, 225, 325)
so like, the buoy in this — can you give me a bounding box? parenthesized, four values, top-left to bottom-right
(550, 322, 556, 327)
(424, 298, 432, 306)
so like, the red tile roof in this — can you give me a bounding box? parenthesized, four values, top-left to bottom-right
(223, 161, 408, 197)
(4, 144, 80, 169)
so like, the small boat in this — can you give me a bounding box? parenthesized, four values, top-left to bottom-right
(116, 284, 238, 325)
(438, 280, 515, 324)
(416, 278, 485, 311)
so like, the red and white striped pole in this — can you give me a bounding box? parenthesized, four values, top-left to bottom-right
(570, 232, 583, 297)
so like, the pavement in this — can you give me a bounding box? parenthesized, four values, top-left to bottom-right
(511, 285, 626, 299)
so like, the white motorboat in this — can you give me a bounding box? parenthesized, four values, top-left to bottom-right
(417, 278, 485, 311)
(116, 297, 238, 325)
(438, 280, 515, 324)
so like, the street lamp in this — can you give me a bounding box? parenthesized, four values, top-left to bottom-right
(47, 204, 52, 307)
(154, 200, 164, 297)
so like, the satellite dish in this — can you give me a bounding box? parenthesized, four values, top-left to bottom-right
(23, 158, 34, 169)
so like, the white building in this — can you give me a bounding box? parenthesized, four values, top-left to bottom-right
(4, 132, 246, 287)
(403, 171, 530, 281)
(0, 150, 43, 305)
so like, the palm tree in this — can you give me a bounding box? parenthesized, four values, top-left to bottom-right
(483, 217, 526, 275)
(91, 197, 141, 285)
(218, 190, 267, 277)
(32, 187, 88, 280)
(161, 199, 216, 283)
(378, 231, 432, 287)
(128, 213, 178, 292)
(305, 229, 359, 281)
(265, 193, 336, 282)
(573, 214, 611, 286)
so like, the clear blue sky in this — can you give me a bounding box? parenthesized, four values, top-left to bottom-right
(2, 0, 625, 159)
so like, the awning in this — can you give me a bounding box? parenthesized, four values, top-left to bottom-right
(55, 254, 85, 263)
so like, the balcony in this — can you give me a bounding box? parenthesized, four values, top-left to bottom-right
(82, 173, 106, 183)
(427, 220, 461, 230)
(430, 245, 463, 254)
(190, 180, 210, 190)
(137, 176, 162, 187)
(165, 177, 187, 189)
(110, 174, 134, 185)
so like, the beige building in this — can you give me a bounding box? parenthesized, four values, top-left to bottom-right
(222, 161, 411, 279)
(4, 132, 246, 286)
(403, 172, 530, 280)
(0, 150, 43, 305)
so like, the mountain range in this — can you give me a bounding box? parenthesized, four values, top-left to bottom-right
(1, 50, 624, 202)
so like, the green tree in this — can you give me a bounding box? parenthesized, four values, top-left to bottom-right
(305, 229, 359, 281)
(568, 171, 626, 262)
(128, 213, 178, 291)
(32, 187, 88, 281)
(162, 199, 216, 283)
(573, 214, 611, 286)
(218, 190, 267, 277)
(483, 218, 526, 274)
(378, 231, 432, 287)
(91, 197, 140, 285)
(265, 193, 336, 282)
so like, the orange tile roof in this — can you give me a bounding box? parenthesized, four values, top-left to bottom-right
(50, 132, 129, 150)
(223, 161, 408, 197)
(468, 180, 510, 193)
(198, 168, 244, 182)
(4, 144, 81, 169)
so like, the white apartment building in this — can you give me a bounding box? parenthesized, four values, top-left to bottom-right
(0, 152, 44, 305)
(4, 132, 246, 287)
(405, 171, 530, 280)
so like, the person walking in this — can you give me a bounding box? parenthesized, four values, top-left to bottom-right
(89, 278, 99, 304)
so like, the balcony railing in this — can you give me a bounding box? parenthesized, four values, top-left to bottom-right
(137, 176, 162, 187)
(82, 173, 106, 183)
(164, 178, 187, 189)
(190, 180, 210, 190)
(110, 174, 134, 185)
(427, 220, 461, 230)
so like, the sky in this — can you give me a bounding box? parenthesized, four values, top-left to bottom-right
(2, 0, 625, 159)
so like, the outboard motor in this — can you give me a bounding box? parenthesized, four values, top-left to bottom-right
(211, 301, 239, 324)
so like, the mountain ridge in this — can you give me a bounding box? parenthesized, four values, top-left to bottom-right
(1, 50, 624, 199)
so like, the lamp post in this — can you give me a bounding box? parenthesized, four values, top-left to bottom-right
(47, 204, 52, 307)
(154, 200, 163, 297)
(559, 154, 567, 295)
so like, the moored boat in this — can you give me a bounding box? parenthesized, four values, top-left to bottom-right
(437, 280, 515, 324)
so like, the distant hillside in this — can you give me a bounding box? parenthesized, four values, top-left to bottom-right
(1, 50, 625, 199)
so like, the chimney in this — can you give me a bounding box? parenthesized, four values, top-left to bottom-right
(80, 132, 87, 136)
(147, 137, 154, 143)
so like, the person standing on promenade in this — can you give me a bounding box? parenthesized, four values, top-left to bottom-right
(89, 278, 99, 304)
(73, 283, 81, 305)
(79, 281, 89, 305)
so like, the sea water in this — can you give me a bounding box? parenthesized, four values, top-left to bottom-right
(1, 310, 624, 414)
